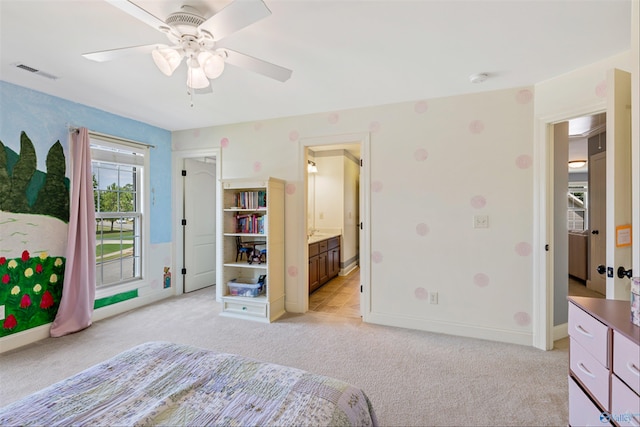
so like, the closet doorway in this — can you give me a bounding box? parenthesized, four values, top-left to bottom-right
(173, 148, 222, 296)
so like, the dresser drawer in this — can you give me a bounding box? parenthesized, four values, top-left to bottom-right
(223, 299, 267, 318)
(569, 376, 611, 426)
(569, 303, 610, 367)
(611, 374, 640, 427)
(570, 338, 610, 410)
(613, 330, 640, 394)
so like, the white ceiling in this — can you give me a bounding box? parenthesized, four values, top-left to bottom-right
(0, 0, 632, 132)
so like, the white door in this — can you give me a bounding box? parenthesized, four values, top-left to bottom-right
(605, 69, 633, 299)
(588, 151, 606, 295)
(184, 158, 217, 292)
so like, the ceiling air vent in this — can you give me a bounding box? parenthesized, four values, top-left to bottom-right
(14, 63, 59, 80)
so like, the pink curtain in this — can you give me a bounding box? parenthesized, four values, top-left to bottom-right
(50, 127, 96, 337)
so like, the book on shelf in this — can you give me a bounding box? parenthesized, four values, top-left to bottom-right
(234, 190, 267, 209)
(236, 213, 266, 234)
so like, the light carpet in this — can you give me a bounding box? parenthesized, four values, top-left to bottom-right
(0, 286, 569, 426)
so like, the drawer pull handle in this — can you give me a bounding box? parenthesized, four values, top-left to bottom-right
(627, 361, 640, 377)
(575, 325, 594, 339)
(577, 362, 596, 379)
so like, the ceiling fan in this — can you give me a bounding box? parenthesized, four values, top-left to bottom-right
(83, 0, 292, 91)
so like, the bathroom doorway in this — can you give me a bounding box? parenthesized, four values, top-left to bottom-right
(299, 132, 371, 320)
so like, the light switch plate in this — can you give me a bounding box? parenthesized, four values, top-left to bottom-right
(474, 215, 489, 229)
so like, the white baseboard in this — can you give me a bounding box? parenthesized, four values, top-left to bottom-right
(366, 311, 533, 347)
(553, 323, 568, 341)
(0, 287, 174, 354)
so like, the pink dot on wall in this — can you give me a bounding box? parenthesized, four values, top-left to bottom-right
(289, 130, 299, 142)
(414, 148, 428, 162)
(254, 122, 263, 131)
(469, 120, 485, 134)
(474, 273, 490, 288)
(516, 89, 533, 104)
(515, 154, 532, 169)
(515, 242, 532, 256)
(369, 121, 381, 133)
(514, 311, 531, 327)
(192, 129, 201, 138)
(414, 101, 428, 114)
(372, 251, 383, 264)
(372, 181, 383, 193)
(285, 183, 296, 195)
(253, 161, 262, 172)
(415, 287, 428, 300)
(595, 81, 607, 98)
(470, 195, 486, 209)
(416, 223, 430, 236)
(287, 266, 298, 277)
(328, 113, 340, 124)
(220, 137, 229, 148)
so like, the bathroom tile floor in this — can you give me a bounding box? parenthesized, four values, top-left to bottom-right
(308, 267, 361, 319)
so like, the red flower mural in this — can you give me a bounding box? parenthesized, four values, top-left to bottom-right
(36, 264, 43, 274)
(40, 291, 54, 309)
(21, 251, 30, 262)
(0, 257, 6, 265)
(3, 315, 17, 330)
(2, 274, 9, 284)
(20, 294, 31, 308)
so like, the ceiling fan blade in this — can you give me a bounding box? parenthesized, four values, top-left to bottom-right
(198, 0, 271, 41)
(83, 44, 164, 62)
(223, 49, 292, 82)
(105, 0, 169, 32)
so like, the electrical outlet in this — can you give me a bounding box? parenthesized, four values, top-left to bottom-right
(429, 292, 438, 305)
(0, 305, 5, 320)
(474, 215, 489, 229)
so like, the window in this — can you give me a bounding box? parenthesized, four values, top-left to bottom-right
(568, 182, 588, 231)
(91, 136, 148, 290)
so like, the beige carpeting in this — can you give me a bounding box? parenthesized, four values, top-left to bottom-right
(0, 286, 569, 426)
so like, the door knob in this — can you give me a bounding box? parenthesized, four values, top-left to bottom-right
(617, 267, 632, 279)
(596, 265, 606, 275)
(591, 230, 599, 235)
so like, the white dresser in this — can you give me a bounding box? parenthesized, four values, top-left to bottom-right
(568, 296, 640, 427)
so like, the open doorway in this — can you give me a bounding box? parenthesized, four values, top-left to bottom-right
(565, 113, 606, 300)
(299, 132, 371, 321)
(306, 144, 361, 318)
(172, 148, 222, 296)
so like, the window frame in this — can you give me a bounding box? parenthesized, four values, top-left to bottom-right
(90, 134, 150, 299)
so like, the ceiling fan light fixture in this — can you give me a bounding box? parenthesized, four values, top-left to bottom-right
(152, 48, 182, 76)
(199, 51, 225, 79)
(187, 65, 210, 89)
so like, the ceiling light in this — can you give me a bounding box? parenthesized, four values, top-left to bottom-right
(469, 73, 489, 84)
(186, 61, 210, 89)
(198, 51, 225, 79)
(152, 48, 182, 76)
(568, 160, 587, 169)
(307, 161, 318, 174)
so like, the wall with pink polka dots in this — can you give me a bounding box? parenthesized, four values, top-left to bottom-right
(174, 85, 536, 344)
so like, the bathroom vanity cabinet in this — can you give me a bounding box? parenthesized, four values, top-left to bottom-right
(308, 235, 340, 294)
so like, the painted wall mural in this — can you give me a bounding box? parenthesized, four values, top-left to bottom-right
(1, 132, 69, 337)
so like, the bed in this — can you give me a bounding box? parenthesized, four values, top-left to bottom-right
(0, 341, 377, 426)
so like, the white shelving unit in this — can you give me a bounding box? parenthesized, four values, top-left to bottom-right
(219, 178, 285, 322)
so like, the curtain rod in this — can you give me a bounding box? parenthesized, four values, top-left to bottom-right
(67, 125, 156, 149)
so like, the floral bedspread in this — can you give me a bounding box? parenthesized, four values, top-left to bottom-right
(0, 341, 378, 426)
